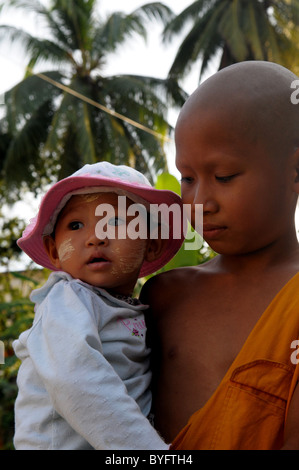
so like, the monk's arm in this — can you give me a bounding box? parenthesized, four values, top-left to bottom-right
(281, 382, 299, 450)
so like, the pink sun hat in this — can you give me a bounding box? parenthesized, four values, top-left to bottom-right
(17, 162, 187, 278)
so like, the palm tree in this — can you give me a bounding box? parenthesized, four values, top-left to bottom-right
(163, 0, 299, 81)
(0, 0, 187, 192)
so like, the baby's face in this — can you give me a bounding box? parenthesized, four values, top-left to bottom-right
(47, 192, 149, 295)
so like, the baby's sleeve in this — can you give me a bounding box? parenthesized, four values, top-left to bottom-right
(26, 280, 169, 450)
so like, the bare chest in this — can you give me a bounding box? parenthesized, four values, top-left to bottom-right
(155, 276, 289, 392)
(150, 266, 299, 440)
(160, 285, 262, 354)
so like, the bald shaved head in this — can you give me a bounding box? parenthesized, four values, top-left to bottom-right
(176, 61, 299, 158)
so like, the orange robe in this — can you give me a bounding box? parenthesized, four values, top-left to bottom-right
(171, 273, 299, 450)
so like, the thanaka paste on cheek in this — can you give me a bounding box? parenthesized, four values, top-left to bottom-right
(58, 238, 75, 262)
(111, 245, 146, 278)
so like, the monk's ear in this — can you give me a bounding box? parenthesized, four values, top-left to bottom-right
(43, 235, 61, 269)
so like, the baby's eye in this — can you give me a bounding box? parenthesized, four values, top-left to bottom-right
(108, 216, 125, 226)
(69, 221, 84, 230)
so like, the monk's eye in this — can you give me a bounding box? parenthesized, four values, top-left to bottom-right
(215, 174, 239, 183)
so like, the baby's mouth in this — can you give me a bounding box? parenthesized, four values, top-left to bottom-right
(88, 257, 108, 264)
(86, 253, 111, 267)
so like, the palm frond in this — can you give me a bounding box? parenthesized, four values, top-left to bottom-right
(0, 25, 73, 68)
(4, 72, 64, 133)
(50, 0, 96, 52)
(168, 1, 227, 79)
(0, 0, 46, 15)
(262, 15, 283, 63)
(164, 0, 299, 81)
(163, 0, 216, 42)
(102, 74, 170, 139)
(243, 2, 265, 60)
(199, 35, 223, 79)
(114, 74, 188, 107)
(273, 0, 299, 26)
(120, 119, 167, 183)
(4, 100, 55, 186)
(132, 2, 174, 26)
(99, 11, 147, 53)
(57, 125, 86, 179)
(0, 0, 180, 193)
(44, 83, 76, 155)
(218, 0, 248, 62)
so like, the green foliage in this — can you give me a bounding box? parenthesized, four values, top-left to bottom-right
(0, 182, 34, 270)
(163, 0, 299, 80)
(0, 213, 26, 269)
(0, 269, 49, 449)
(0, 0, 187, 197)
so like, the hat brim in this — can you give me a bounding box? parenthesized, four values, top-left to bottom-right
(17, 174, 187, 278)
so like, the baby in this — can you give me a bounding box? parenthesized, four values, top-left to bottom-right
(13, 161, 185, 450)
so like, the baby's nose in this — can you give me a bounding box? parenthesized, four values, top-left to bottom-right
(86, 229, 108, 246)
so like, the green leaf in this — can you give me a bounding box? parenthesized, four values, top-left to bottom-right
(155, 172, 181, 195)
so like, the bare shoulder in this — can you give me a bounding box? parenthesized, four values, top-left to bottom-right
(141, 266, 195, 302)
(141, 267, 191, 298)
(140, 259, 216, 314)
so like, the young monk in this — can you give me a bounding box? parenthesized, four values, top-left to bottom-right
(141, 61, 299, 450)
